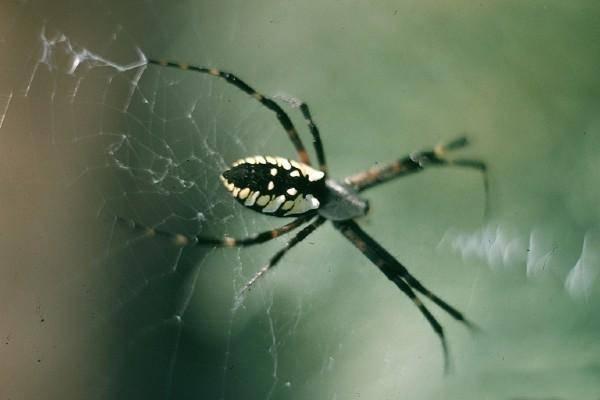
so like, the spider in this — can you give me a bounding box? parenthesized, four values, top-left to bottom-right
(124, 58, 489, 370)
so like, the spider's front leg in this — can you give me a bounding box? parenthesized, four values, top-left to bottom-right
(344, 137, 489, 215)
(334, 219, 479, 371)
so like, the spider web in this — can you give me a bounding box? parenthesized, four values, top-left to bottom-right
(4, 2, 600, 400)
(2, 3, 363, 399)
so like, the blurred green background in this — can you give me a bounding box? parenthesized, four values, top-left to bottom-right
(2, 1, 600, 399)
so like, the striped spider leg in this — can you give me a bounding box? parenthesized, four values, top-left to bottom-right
(116, 212, 325, 298)
(334, 219, 480, 372)
(115, 213, 316, 249)
(345, 136, 489, 216)
(334, 137, 487, 369)
(147, 59, 327, 173)
(238, 216, 326, 295)
(272, 94, 328, 174)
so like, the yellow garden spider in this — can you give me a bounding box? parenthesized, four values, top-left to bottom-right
(124, 58, 488, 370)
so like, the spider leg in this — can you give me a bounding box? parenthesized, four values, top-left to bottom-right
(344, 137, 489, 216)
(299, 102, 327, 174)
(239, 216, 326, 295)
(273, 95, 328, 175)
(334, 219, 478, 371)
(390, 275, 450, 372)
(335, 219, 479, 331)
(147, 59, 312, 165)
(115, 213, 315, 248)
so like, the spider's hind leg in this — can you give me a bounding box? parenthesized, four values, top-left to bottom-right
(235, 216, 326, 306)
(115, 213, 314, 248)
(147, 59, 312, 165)
(273, 94, 328, 175)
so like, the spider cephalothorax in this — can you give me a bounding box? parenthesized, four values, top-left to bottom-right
(125, 58, 490, 370)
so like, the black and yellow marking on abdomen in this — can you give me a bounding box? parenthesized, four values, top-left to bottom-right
(220, 155, 325, 217)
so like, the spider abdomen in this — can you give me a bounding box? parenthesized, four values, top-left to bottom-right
(221, 156, 326, 217)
